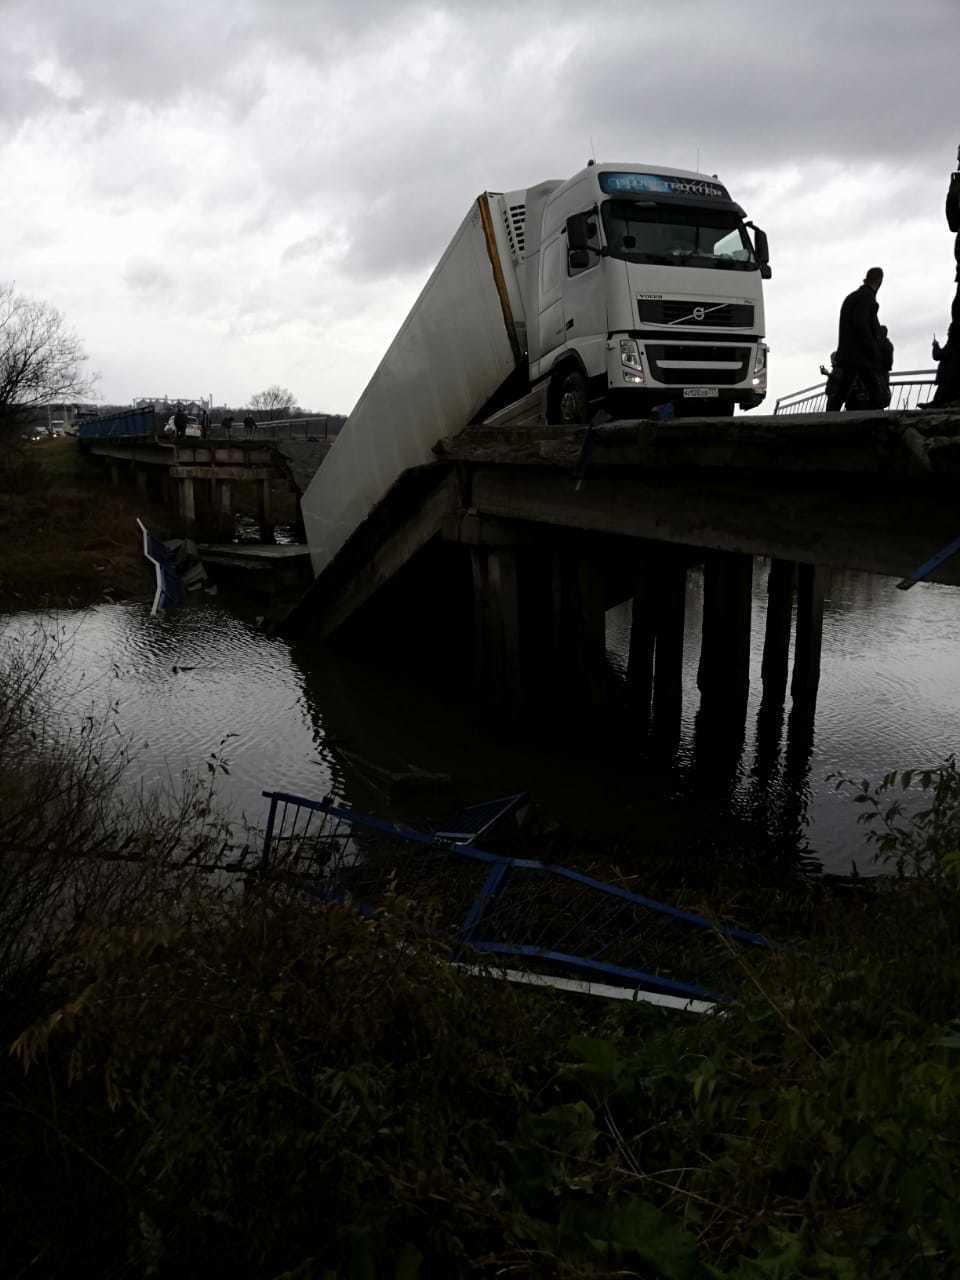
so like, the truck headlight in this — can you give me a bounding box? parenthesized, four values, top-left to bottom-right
(620, 338, 645, 384)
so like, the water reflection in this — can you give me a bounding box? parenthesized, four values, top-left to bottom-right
(4, 560, 960, 876)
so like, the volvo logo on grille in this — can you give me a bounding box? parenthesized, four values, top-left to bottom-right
(692, 306, 706, 321)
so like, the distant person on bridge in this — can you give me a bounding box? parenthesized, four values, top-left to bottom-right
(833, 267, 887, 411)
(243, 414, 257, 436)
(221, 414, 235, 433)
(173, 403, 188, 440)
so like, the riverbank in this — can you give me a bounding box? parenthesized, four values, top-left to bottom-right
(2, 620, 959, 1276)
(0, 438, 165, 609)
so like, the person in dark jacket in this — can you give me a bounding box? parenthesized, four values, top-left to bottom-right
(876, 324, 894, 408)
(173, 403, 188, 440)
(930, 321, 960, 407)
(834, 267, 886, 410)
(821, 351, 844, 411)
(946, 146, 960, 285)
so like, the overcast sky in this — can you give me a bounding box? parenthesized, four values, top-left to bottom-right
(2, 0, 957, 413)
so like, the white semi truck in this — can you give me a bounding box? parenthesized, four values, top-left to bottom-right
(301, 161, 770, 577)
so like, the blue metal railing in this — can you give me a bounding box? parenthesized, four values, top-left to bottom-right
(774, 369, 937, 415)
(78, 408, 158, 440)
(258, 789, 772, 1004)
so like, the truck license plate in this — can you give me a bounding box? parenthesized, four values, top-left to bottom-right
(683, 387, 718, 398)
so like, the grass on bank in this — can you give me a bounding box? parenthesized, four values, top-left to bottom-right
(0, 438, 166, 609)
(3, 620, 960, 1277)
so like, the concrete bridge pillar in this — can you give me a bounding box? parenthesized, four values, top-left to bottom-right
(258, 479, 274, 543)
(179, 476, 196, 525)
(627, 550, 688, 735)
(697, 550, 753, 706)
(791, 563, 830, 701)
(549, 551, 609, 709)
(471, 546, 522, 714)
(761, 558, 796, 703)
(134, 466, 148, 499)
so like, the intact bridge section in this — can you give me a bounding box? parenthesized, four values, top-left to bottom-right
(79, 408, 335, 540)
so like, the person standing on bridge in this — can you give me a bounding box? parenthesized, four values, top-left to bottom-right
(833, 267, 887, 411)
(946, 145, 960, 286)
(173, 402, 188, 440)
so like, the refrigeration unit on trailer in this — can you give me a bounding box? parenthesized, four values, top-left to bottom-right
(301, 161, 770, 578)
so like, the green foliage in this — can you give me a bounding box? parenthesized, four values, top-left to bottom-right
(832, 755, 960, 877)
(5, 749, 960, 1275)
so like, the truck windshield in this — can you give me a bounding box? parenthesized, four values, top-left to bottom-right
(601, 200, 756, 270)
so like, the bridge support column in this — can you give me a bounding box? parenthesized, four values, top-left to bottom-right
(698, 550, 753, 705)
(134, 467, 148, 499)
(550, 551, 609, 709)
(109, 462, 121, 488)
(761, 558, 796, 704)
(257, 480, 273, 543)
(471, 547, 523, 714)
(627, 551, 687, 733)
(179, 476, 195, 525)
(652, 553, 687, 737)
(217, 480, 232, 519)
(791, 563, 829, 701)
(627, 569, 656, 719)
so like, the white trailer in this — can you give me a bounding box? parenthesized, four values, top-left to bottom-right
(301, 162, 770, 578)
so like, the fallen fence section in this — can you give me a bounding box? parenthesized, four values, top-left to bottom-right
(453, 963, 719, 1013)
(259, 789, 772, 1008)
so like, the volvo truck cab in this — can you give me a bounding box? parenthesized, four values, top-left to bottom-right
(514, 162, 769, 421)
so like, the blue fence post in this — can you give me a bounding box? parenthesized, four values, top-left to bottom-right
(458, 860, 509, 954)
(260, 793, 280, 872)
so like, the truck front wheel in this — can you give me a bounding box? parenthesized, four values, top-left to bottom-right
(552, 369, 591, 425)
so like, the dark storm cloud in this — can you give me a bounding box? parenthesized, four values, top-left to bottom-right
(562, 1, 959, 170)
(9, 0, 956, 167)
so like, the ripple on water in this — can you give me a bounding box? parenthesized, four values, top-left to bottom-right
(4, 566, 960, 876)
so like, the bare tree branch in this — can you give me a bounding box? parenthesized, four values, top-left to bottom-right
(248, 384, 297, 414)
(0, 282, 95, 438)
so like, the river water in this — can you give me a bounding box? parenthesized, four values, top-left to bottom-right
(5, 563, 959, 877)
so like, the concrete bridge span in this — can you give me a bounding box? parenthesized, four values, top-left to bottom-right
(287, 407, 960, 722)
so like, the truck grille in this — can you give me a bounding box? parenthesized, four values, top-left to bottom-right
(638, 299, 754, 328)
(645, 344, 751, 386)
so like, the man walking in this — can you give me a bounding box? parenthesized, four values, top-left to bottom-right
(834, 267, 887, 411)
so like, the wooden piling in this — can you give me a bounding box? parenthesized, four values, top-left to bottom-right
(791, 563, 829, 700)
(697, 550, 753, 702)
(761, 558, 795, 703)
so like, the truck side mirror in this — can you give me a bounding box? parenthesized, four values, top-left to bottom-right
(567, 213, 590, 251)
(751, 225, 770, 267)
(568, 248, 590, 271)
